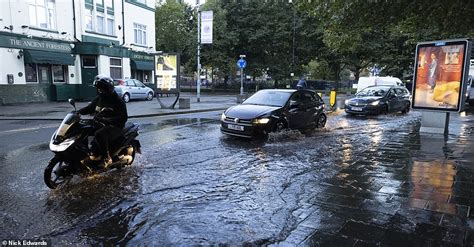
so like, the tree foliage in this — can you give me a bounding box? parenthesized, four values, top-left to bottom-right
(155, 0, 474, 85)
(155, 0, 195, 68)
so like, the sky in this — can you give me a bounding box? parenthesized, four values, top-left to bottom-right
(183, 0, 206, 6)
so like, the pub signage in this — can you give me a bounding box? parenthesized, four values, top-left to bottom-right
(0, 35, 72, 53)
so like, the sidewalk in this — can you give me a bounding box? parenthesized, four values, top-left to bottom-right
(0, 92, 238, 120)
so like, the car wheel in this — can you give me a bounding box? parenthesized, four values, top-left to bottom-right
(401, 103, 410, 114)
(315, 114, 327, 128)
(123, 93, 130, 103)
(273, 121, 286, 132)
(382, 105, 389, 115)
(146, 92, 154, 101)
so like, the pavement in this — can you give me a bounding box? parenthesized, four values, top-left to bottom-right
(0, 92, 237, 120)
(1, 93, 474, 245)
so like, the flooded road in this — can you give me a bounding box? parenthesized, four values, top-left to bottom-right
(1, 109, 473, 246)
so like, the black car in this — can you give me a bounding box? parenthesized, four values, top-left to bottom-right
(344, 85, 411, 115)
(220, 89, 327, 138)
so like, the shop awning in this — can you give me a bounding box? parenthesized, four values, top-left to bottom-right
(131, 60, 154, 70)
(24, 50, 75, 65)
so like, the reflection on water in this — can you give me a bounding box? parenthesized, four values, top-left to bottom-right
(409, 160, 456, 214)
(44, 167, 140, 244)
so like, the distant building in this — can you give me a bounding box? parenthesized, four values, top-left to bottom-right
(0, 0, 156, 104)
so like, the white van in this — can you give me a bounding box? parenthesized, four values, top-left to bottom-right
(354, 76, 403, 92)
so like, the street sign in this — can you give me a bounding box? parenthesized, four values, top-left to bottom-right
(237, 58, 247, 69)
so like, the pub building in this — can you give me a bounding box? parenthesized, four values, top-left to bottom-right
(0, 0, 156, 104)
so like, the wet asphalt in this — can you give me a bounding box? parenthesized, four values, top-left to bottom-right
(0, 108, 474, 246)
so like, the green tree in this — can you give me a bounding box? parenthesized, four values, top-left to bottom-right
(300, 1, 474, 81)
(155, 0, 195, 68)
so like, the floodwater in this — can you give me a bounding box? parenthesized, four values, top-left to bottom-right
(1, 109, 473, 246)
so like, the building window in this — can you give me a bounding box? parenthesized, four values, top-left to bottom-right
(52, 65, 67, 83)
(96, 13, 105, 33)
(85, 1, 115, 35)
(29, 0, 56, 29)
(82, 56, 97, 68)
(25, 64, 38, 82)
(110, 58, 122, 79)
(106, 14, 115, 35)
(85, 8, 93, 31)
(133, 23, 147, 46)
(136, 0, 146, 4)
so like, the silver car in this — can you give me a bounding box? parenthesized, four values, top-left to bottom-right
(114, 79, 154, 103)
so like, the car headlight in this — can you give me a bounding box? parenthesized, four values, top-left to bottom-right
(253, 118, 270, 124)
(220, 113, 226, 121)
(370, 100, 380, 106)
(344, 100, 350, 105)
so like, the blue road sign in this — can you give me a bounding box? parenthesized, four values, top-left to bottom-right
(237, 58, 247, 69)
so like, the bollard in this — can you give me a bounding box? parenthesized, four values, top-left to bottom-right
(179, 98, 191, 109)
(329, 90, 337, 110)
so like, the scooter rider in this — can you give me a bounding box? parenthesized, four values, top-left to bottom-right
(78, 75, 128, 167)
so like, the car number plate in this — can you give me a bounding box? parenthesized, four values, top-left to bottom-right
(227, 124, 244, 131)
(351, 107, 363, 111)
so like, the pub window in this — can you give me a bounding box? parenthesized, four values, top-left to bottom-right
(96, 12, 105, 34)
(25, 64, 38, 82)
(110, 58, 122, 79)
(52, 65, 67, 83)
(85, 8, 93, 31)
(133, 23, 147, 46)
(29, 0, 56, 30)
(85, 1, 115, 35)
(106, 14, 115, 35)
(82, 56, 96, 68)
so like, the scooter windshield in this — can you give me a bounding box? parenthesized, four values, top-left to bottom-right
(57, 113, 79, 137)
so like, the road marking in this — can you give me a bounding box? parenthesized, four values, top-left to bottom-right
(0, 124, 57, 135)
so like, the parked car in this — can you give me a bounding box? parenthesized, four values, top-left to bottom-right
(220, 89, 327, 138)
(344, 85, 411, 115)
(113, 79, 154, 103)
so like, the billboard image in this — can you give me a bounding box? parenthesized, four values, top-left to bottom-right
(412, 39, 470, 112)
(155, 54, 179, 93)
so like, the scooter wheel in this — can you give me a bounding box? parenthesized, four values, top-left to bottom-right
(44, 156, 69, 189)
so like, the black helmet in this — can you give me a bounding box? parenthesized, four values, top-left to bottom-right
(93, 75, 114, 96)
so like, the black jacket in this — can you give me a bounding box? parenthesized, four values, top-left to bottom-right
(78, 91, 128, 128)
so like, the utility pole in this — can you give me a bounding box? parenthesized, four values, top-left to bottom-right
(196, 0, 201, 102)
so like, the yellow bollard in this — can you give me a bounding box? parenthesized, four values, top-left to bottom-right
(330, 90, 337, 109)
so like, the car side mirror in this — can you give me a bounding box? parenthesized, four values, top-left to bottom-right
(68, 98, 76, 111)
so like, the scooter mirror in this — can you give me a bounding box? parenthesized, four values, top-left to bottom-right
(68, 98, 76, 111)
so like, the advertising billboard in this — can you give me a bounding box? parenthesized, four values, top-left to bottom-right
(155, 53, 180, 94)
(412, 39, 471, 112)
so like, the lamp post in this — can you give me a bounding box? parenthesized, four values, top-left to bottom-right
(289, 0, 295, 82)
(196, 0, 201, 102)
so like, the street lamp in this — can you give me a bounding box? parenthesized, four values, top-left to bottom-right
(196, 0, 201, 102)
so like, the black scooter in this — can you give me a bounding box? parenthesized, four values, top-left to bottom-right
(44, 99, 141, 189)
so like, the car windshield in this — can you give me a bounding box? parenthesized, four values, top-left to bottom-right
(357, 87, 390, 97)
(242, 90, 292, 107)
